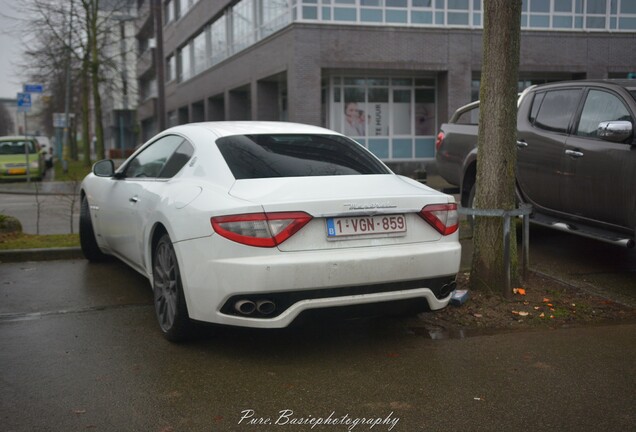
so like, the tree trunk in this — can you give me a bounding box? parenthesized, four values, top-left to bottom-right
(470, 0, 522, 297)
(84, 0, 105, 160)
(81, 54, 91, 166)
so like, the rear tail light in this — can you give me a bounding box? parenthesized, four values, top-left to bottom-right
(435, 132, 445, 152)
(419, 203, 459, 236)
(211, 212, 312, 247)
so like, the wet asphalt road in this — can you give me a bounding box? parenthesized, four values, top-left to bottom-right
(1, 259, 635, 432)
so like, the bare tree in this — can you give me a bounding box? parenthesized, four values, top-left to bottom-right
(470, 0, 522, 296)
(17, 0, 136, 163)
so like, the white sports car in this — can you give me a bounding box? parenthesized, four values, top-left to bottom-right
(80, 122, 461, 341)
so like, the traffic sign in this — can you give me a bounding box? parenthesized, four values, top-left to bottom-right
(17, 92, 32, 112)
(24, 83, 44, 93)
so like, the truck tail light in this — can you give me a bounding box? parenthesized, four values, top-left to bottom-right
(435, 132, 445, 152)
(419, 203, 459, 236)
(211, 212, 312, 247)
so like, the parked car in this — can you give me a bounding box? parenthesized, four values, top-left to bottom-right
(35, 136, 54, 169)
(80, 122, 461, 341)
(436, 79, 636, 248)
(0, 136, 44, 181)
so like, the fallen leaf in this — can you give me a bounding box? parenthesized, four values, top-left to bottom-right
(539, 313, 545, 318)
(512, 310, 520, 315)
(550, 315, 555, 319)
(547, 303, 553, 307)
(550, 308, 555, 312)
(534, 306, 541, 310)
(571, 303, 576, 307)
(518, 311, 529, 317)
(73, 410, 86, 415)
(473, 313, 483, 318)
(543, 298, 550, 303)
(517, 288, 526, 296)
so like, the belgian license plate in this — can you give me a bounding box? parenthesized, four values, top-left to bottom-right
(326, 214, 407, 238)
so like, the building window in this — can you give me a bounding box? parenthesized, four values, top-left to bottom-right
(211, 15, 228, 66)
(231, 0, 255, 54)
(328, 75, 437, 161)
(177, 44, 191, 82)
(164, 0, 174, 24)
(192, 31, 208, 75)
(165, 55, 176, 82)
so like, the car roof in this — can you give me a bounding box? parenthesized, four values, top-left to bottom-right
(167, 121, 344, 139)
(532, 79, 636, 91)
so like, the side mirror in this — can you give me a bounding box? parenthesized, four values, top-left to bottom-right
(93, 159, 115, 177)
(597, 121, 632, 143)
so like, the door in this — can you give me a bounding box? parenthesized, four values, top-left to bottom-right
(516, 88, 583, 213)
(561, 88, 635, 229)
(100, 135, 187, 267)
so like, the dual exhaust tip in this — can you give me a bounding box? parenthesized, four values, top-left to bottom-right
(234, 299, 276, 316)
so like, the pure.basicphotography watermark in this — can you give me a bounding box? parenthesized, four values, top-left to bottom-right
(238, 409, 400, 431)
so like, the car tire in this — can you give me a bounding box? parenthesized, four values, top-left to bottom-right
(152, 234, 192, 342)
(80, 196, 107, 262)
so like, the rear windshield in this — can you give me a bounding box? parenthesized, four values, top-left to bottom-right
(215, 134, 390, 179)
(0, 140, 37, 155)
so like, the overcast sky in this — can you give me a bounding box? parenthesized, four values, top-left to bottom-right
(0, 0, 28, 99)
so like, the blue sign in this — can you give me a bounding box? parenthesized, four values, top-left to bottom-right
(17, 92, 32, 112)
(24, 84, 44, 93)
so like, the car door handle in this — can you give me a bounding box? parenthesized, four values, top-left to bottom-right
(129, 196, 139, 203)
(565, 149, 584, 158)
(516, 140, 528, 148)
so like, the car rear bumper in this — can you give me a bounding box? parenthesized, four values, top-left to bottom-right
(173, 235, 461, 328)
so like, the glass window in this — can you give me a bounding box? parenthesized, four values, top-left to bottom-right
(124, 135, 185, 178)
(621, 1, 636, 13)
(211, 16, 227, 65)
(554, 0, 572, 12)
(303, 6, 318, 19)
(393, 138, 413, 158)
(530, 0, 550, 12)
(448, 12, 469, 25)
(619, 17, 636, 29)
(576, 90, 632, 137)
(165, 0, 174, 23)
(387, 0, 407, 6)
(216, 134, 390, 179)
(177, 44, 191, 82)
(456, 106, 480, 125)
(413, 0, 433, 6)
(344, 88, 366, 136)
(193, 31, 207, 75)
(586, 16, 606, 28)
(415, 89, 435, 135)
(159, 141, 195, 178)
(533, 89, 582, 133)
(368, 139, 389, 159)
(412, 11, 433, 23)
(232, 0, 255, 53)
(553, 16, 573, 28)
(334, 7, 356, 20)
(368, 89, 389, 136)
(586, 0, 606, 14)
(529, 92, 546, 123)
(386, 9, 408, 22)
(393, 89, 411, 135)
(361, 9, 383, 22)
(530, 15, 550, 27)
(448, 0, 469, 9)
(0, 140, 37, 154)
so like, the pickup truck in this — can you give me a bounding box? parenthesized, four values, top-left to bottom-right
(435, 79, 636, 248)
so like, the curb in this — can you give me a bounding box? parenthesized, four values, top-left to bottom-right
(0, 247, 83, 263)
